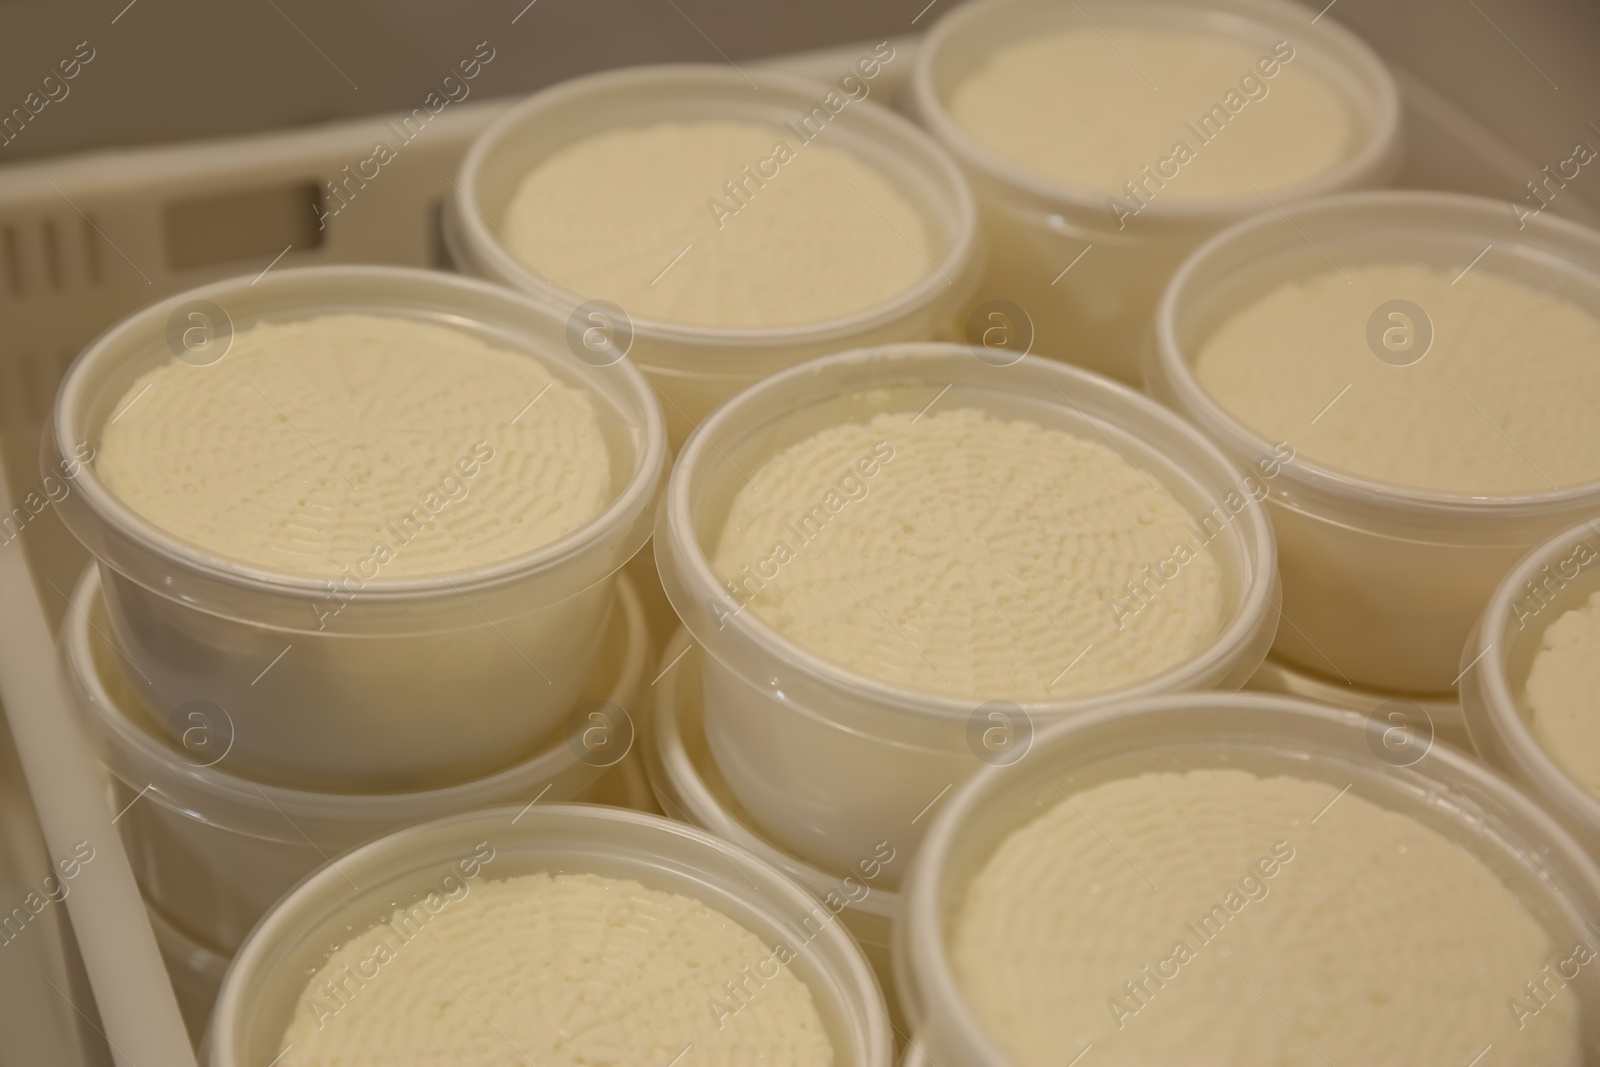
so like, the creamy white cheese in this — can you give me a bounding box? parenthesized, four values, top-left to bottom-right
(97, 313, 612, 578)
(710, 407, 1226, 701)
(949, 28, 1352, 200)
(951, 768, 1578, 1066)
(1194, 263, 1600, 493)
(1525, 590, 1600, 800)
(503, 120, 932, 329)
(281, 871, 835, 1067)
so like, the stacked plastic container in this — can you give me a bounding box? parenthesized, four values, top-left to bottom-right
(652, 342, 1280, 880)
(45, 266, 670, 1037)
(1148, 191, 1600, 698)
(1462, 519, 1600, 853)
(446, 63, 984, 446)
(909, 0, 1402, 383)
(897, 695, 1600, 1064)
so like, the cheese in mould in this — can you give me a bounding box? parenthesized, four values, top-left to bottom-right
(710, 407, 1227, 701)
(1194, 263, 1600, 493)
(281, 871, 834, 1067)
(951, 768, 1579, 1066)
(1524, 590, 1600, 801)
(948, 29, 1352, 200)
(503, 120, 933, 330)
(95, 313, 612, 578)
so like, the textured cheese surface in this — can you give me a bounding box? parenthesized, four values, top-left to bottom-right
(1194, 264, 1600, 492)
(282, 872, 834, 1067)
(710, 407, 1227, 701)
(1525, 590, 1600, 799)
(503, 121, 932, 329)
(948, 29, 1351, 197)
(97, 314, 611, 578)
(952, 769, 1577, 1067)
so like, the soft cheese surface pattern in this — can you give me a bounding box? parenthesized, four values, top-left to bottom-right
(282, 871, 834, 1067)
(504, 121, 932, 329)
(711, 407, 1226, 701)
(1525, 590, 1600, 800)
(97, 313, 611, 578)
(949, 28, 1352, 198)
(952, 769, 1577, 1066)
(1194, 264, 1600, 493)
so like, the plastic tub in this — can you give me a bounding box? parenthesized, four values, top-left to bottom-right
(140, 775, 664, 1046)
(655, 343, 1279, 883)
(447, 63, 982, 446)
(208, 805, 893, 1067)
(1246, 654, 1470, 752)
(910, 0, 1401, 385)
(645, 629, 906, 1038)
(1462, 518, 1600, 853)
(1148, 190, 1600, 694)
(46, 265, 666, 790)
(896, 692, 1600, 1063)
(63, 565, 650, 955)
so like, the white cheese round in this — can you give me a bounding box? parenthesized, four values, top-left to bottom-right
(503, 120, 932, 329)
(952, 768, 1578, 1065)
(281, 871, 834, 1067)
(710, 407, 1226, 701)
(97, 313, 612, 578)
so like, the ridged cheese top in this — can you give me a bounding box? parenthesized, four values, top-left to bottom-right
(504, 121, 932, 329)
(281, 871, 835, 1067)
(952, 769, 1577, 1066)
(711, 407, 1227, 701)
(97, 313, 612, 578)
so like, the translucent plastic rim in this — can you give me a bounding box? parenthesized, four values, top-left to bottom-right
(50, 265, 667, 605)
(62, 565, 647, 837)
(1466, 517, 1600, 834)
(660, 343, 1279, 724)
(899, 691, 1600, 1064)
(645, 629, 899, 922)
(1154, 189, 1600, 525)
(210, 805, 893, 1067)
(453, 62, 979, 349)
(911, 0, 1402, 228)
